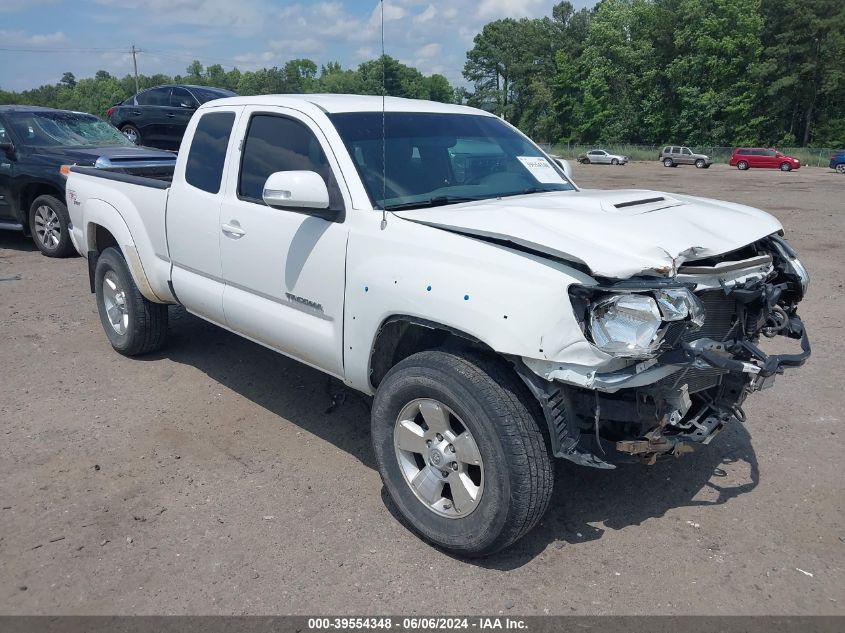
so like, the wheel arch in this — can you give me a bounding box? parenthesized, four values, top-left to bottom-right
(82, 202, 162, 303)
(368, 315, 502, 391)
(19, 181, 65, 230)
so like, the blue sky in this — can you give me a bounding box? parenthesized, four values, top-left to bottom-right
(0, 0, 593, 91)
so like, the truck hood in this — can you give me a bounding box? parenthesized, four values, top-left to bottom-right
(394, 189, 782, 278)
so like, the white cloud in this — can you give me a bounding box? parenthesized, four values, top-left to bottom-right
(414, 5, 437, 24)
(476, 0, 547, 19)
(0, 29, 68, 46)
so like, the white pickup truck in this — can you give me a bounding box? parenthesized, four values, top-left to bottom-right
(66, 95, 810, 556)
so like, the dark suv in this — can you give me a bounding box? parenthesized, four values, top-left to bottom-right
(107, 85, 236, 150)
(0, 105, 175, 256)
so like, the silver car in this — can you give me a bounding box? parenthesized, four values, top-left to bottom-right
(577, 149, 627, 165)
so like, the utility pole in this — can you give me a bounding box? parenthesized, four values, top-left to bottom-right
(131, 44, 139, 95)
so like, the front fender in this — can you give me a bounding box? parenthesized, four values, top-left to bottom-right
(342, 215, 608, 393)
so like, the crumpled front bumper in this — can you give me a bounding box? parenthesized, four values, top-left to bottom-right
(517, 309, 811, 469)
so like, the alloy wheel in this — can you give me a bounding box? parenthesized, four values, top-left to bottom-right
(33, 205, 61, 250)
(102, 270, 129, 335)
(393, 398, 484, 519)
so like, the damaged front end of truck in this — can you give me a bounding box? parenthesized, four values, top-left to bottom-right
(518, 234, 811, 468)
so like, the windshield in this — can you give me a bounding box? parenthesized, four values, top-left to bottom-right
(190, 87, 236, 104)
(7, 111, 134, 148)
(328, 112, 575, 210)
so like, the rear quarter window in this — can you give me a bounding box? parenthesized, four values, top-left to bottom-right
(185, 111, 235, 194)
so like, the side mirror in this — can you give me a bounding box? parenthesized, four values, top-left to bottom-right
(263, 171, 337, 218)
(554, 157, 573, 180)
(179, 101, 196, 109)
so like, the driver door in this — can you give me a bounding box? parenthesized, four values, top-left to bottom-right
(219, 108, 350, 377)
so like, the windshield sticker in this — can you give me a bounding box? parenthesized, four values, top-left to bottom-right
(516, 156, 565, 184)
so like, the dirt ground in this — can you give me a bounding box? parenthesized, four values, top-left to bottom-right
(1, 162, 843, 615)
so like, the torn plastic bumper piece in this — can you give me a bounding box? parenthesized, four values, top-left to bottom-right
(514, 362, 615, 469)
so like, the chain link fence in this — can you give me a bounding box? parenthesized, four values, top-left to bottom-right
(538, 143, 840, 168)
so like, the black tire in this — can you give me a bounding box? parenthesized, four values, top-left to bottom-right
(610, 158, 619, 165)
(581, 158, 590, 164)
(836, 164, 845, 174)
(372, 349, 553, 556)
(94, 247, 168, 356)
(121, 124, 141, 145)
(663, 158, 674, 167)
(737, 160, 749, 170)
(780, 162, 792, 171)
(29, 194, 74, 257)
(702, 164, 711, 169)
(695, 159, 706, 168)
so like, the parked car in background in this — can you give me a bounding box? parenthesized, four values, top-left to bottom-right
(830, 149, 845, 173)
(576, 149, 627, 165)
(730, 148, 801, 171)
(659, 146, 712, 168)
(107, 85, 236, 151)
(0, 105, 176, 256)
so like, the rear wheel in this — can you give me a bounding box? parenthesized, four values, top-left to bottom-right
(121, 124, 141, 145)
(663, 158, 674, 167)
(94, 247, 168, 356)
(371, 349, 553, 556)
(780, 162, 792, 171)
(695, 159, 706, 168)
(29, 195, 74, 257)
(737, 160, 749, 170)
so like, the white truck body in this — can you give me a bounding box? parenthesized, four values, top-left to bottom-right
(66, 95, 810, 554)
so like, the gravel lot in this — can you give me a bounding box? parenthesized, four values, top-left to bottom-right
(1, 162, 843, 615)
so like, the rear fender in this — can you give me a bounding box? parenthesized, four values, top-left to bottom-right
(82, 199, 165, 303)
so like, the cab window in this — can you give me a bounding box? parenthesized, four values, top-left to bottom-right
(185, 111, 235, 194)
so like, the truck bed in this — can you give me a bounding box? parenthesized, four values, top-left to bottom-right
(67, 165, 175, 303)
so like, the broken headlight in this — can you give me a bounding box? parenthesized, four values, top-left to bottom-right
(574, 286, 704, 359)
(769, 235, 810, 298)
(589, 294, 663, 358)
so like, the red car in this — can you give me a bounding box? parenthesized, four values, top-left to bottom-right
(729, 147, 801, 171)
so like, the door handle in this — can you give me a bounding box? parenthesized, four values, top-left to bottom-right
(166, 113, 175, 118)
(221, 221, 246, 239)
(132, 111, 141, 116)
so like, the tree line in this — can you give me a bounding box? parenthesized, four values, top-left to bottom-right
(1, 0, 842, 147)
(464, 0, 844, 147)
(0, 56, 455, 120)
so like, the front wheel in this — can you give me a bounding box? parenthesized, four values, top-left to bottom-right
(836, 163, 845, 174)
(371, 350, 553, 556)
(94, 247, 168, 356)
(581, 158, 590, 164)
(737, 160, 749, 170)
(610, 158, 619, 165)
(29, 195, 74, 257)
(780, 162, 792, 171)
(695, 159, 706, 168)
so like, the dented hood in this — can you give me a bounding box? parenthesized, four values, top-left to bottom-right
(394, 189, 782, 278)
